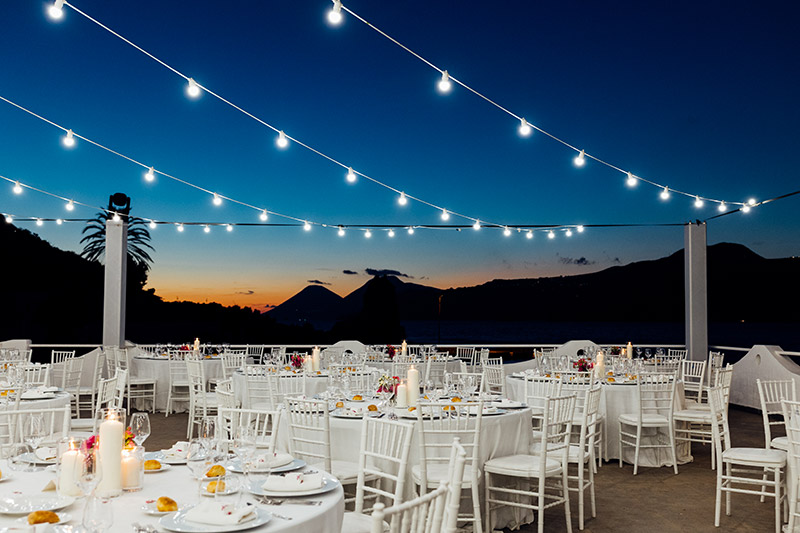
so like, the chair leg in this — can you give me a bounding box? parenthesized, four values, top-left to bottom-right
(668, 423, 679, 475)
(633, 426, 642, 476)
(589, 460, 596, 520)
(562, 468, 573, 533)
(618, 423, 624, 468)
(714, 468, 722, 527)
(538, 477, 546, 533)
(789, 473, 797, 533)
(761, 468, 769, 503)
(471, 476, 482, 533)
(725, 463, 731, 516)
(578, 462, 585, 530)
(775, 469, 782, 533)
(484, 472, 492, 533)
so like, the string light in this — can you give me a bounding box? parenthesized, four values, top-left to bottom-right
(573, 150, 586, 167)
(213, 193, 222, 206)
(437, 70, 452, 93)
(548, 230, 555, 239)
(407, 227, 414, 235)
(4, 215, 12, 223)
(742, 204, 751, 213)
(398, 192, 408, 206)
(36, 218, 44, 226)
(577, 225, 584, 233)
(338, 226, 345, 236)
(204, 224, 210, 233)
(718, 202, 726, 212)
(62, 129, 76, 148)
(748, 198, 757, 206)
(388, 229, 395, 237)
(56, 219, 63, 225)
(304, 221, 312, 231)
(518, 118, 532, 137)
(565, 228, 573, 237)
(694, 196, 704, 208)
(328, 0, 343, 25)
(626, 172, 637, 187)
(112, 213, 121, 222)
(226, 224, 233, 232)
(276, 130, 289, 149)
(186, 78, 201, 99)
(65, 199, 75, 211)
(346, 167, 356, 183)
(149, 220, 157, 229)
(365, 229, 372, 238)
(660, 187, 670, 201)
(48, 0, 65, 20)
(526, 230, 533, 239)
(441, 209, 450, 221)
(260, 210, 268, 221)
(12, 181, 22, 194)
(473, 220, 480, 230)
(503, 227, 511, 237)
(144, 167, 155, 182)
(176, 223, 184, 232)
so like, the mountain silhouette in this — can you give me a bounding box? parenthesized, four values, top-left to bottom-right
(268, 285, 344, 325)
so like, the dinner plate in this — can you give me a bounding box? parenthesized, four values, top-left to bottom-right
(142, 500, 181, 516)
(147, 451, 187, 465)
(0, 494, 75, 514)
(20, 392, 57, 400)
(248, 473, 340, 497)
(160, 505, 271, 533)
(331, 409, 379, 419)
(228, 458, 306, 474)
(18, 451, 57, 465)
(145, 463, 173, 473)
(15, 512, 71, 525)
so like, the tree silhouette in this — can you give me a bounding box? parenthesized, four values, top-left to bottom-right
(80, 211, 154, 271)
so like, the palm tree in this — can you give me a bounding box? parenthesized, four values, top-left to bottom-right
(80, 211, 154, 271)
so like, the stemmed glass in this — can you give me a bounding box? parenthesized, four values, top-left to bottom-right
(83, 495, 113, 532)
(76, 442, 107, 532)
(199, 417, 217, 449)
(186, 439, 211, 501)
(129, 413, 151, 447)
(24, 414, 45, 450)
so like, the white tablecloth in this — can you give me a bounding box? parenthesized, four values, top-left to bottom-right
(131, 357, 224, 412)
(0, 392, 72, 437)
(232, 372, 329, 408)
(0, 458, 344, 533)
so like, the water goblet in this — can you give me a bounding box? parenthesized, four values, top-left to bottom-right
(24, 413, 45, 451)
(83, 495, 113, 533)
(129, 413, 151, 447)
(199, 417, 218, 448)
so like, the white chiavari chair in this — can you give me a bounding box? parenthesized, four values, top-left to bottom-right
(22, 363, 50, 387)
(165, 351, 190, 417)
(681, 359, 707, 406)
(758, 378, 796, 452)
(481, 357, 504, 396)
(780, 399, 800, 533)
(218, 407, 281, 452)
(117, 347, 157, 414)
(243, 364, 278, 410)
(186, 358, 218, 439)
(76, 351, 106, 421)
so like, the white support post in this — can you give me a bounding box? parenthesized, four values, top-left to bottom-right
(103, 218, 127, 348)
(684, 222, 708, 362)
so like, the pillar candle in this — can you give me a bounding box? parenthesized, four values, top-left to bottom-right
(121, 446, 143, 491)
(312, 347, 320, 372)
(401, 340, 407, 356)
(396, 383, 408, 408)
(406, 365, 420, 406)
(626, 342, 633, 359)
(58, 449, 84, 497)
(193, 337, 200, 352)
(96, 410, 124, 498)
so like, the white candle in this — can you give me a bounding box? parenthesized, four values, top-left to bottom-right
(96, 411, 124, 497)
(312, 347, 320, 372)
(396, 383, 408, 408)
(193, 337, 200, 352)
(401, 340, 407, 356)
(121, 447, 143, 490)
(595, 351, 606, 378)
(406, 365, 420, 406)
(626, 342, 633, 359)
(58, 448, 83, 497)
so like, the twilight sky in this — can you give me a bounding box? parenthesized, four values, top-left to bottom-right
(1, 1, 798, 310)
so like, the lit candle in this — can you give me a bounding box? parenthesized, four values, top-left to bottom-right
(193, 337, 200, 352)
(401, 340, 407, 356)
(396, 382, 408, 408)
(406, 365, 420, 406)
(626, 342, 633, 359)
(96, 409, 124, 498)
(121, 446, 143, 491)
(58, 440, 83, 497)
(312, 347, 320, 372)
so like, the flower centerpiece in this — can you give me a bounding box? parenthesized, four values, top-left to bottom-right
(610, 346, 622, 356)
(84, 427, 137, 451)
(377, 375, 400, 398)
(290, 354, 304, 370)
(573, 358, 594, 373)
(386, 345, 396, 360)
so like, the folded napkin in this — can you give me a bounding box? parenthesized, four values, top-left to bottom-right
(252, 452, 293, 469)
(262, 471, 323, 492)
(21, 390, 55, 400)
(184, 501, 256, 526)
(161, 441, 190, 460)
(35, 447, 57, 461)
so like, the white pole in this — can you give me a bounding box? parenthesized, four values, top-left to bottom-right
(684, 222, 708, 362)
(103, 218, 127, 348)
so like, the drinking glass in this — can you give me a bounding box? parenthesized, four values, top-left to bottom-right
(24, 414, 45, 450)
(186, 439, 210, 481)
(76, 445, 102, 496)
(635, 347, 643, 358)
(83, 496, 113, 532)
(8, 443, 36, 472)
(199, 417, 217, 448)
(232, 425, 257, 466)
(129, 413, 151, 447)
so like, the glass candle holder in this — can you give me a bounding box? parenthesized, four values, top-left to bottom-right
(57, 437, 85, 497)
(121, 445, 144, 492)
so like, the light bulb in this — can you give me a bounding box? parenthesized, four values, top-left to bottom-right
(548, 230, 555, 239)
(566, 229, 573, 237)
(518, 118, 532, 137)
(388, 229, 395, 237)
(276, 130, 289, 149)
(12, 181, 22, 194)
(365, 230, 372, 238)
(4, 215, 12, 224)
(742, 204, 751, 213)
(62, 129, 76, 148)
(213, 193, 222, 206)
(338, 226, 345, 237)
(346, 167, 356, 183)
(473, 220, 481, 230)
(65, 199, 75, 211)
(694, 196, 704, 208)
(747, 198, 757, 206)
(112, 213, 121, 222)
(177, 224, 184, 232)
(48, 0, 65, 20)
(56, 219, 63, 225)
(526, 231, 533, 239)
(718, 202, 726, 212)
(398, 192, 407, 205)
(36, 218, 44, 226)
(574, 149, 585, 167)
(260, 210, 268, 222)
(304, 221, 312, 231)
(660, 187, 670, 200)
(144, 167, 155, 182)
(226, 224, 233, 232)
(437, 70, 452, 93)
(441, 209, 450, 221)
(204, 225, 210, 233)
(626, 172, 637, 187)
(186, 78, 201, 98)
(577, 225, 585, 233)
(407, 227, 414, 235)
(328, 0, 343, 25)
(149, 220, 157, 229)
(503, 227, 511, 237)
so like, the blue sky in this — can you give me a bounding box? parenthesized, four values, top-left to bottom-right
(1, 1, 798, 308)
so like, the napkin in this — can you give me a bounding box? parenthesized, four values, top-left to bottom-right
(42, 480, 56, 492)
(161, 441, 190, 460)
(184, 501, 256, 526)
(262, 471, 323, 492)
(35, 447, 57, 461)
(21, 390, 55, 400)
(252, 452, 293, 469)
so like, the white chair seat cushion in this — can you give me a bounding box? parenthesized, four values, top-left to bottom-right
(687, 402, 711, 412)
(529, 442, 589, 463)
(341, 511, 388, 533)
(673, 409, 712, 423)
(411, 463, 479, 487)
(771, 436, 789, 451)
(310, 460, 362, 484)
(130, 378, 156, 386)
(619, 413, 670, 427)
(723, 447, 786, 466)
(484, 454, 562, 477)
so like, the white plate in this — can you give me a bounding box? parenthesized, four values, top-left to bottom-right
(147, 451, 187, 465)
(0, 494, 75, 514)
(228, 458, 306, 474)
(0, 473, 13, 483)
(15, 512, 71, 525)
(492, 400, 526, 409)
(160, 505, 270, 533)
(16, 452, 56, 466)
(248, 472, 340, 497)
(199, 479, 240, 497)
(20, 393, 57, 400)
(145, 463, 173, 473)
(142, 499, 181, 516)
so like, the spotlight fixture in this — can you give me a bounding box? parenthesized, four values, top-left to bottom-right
(204, 225, 210, 233)
(149, 220, 157, 229)
(407, 227, 414, 235)
(12, 181, 22, 194)
(56, 219, 63, 225)
(718, 202, 726, 212)
(213, 193, 222, 206)
(526, 231, 533, 239)
(304, 221, 312, 231)
(566, 229, 573, 237)
(503, 227, 511, 237)
(398, 192, 408, 206)
(365, 230, 372, 238)
(441, 209, 450, 221)
(36, 218, 44, 226)
(112, 213, 121, 222)
(328, 0, 343, 25)
(226, 224, 233, 232)
(338, 226, 345, 236)
(177, 223, 184, 232)
(626, 172, 637, 187)
(47, 0, 65, 20)
(694, 196, 704, 208)
(577, 225, 585, 233)
(388, 229, 395, 237)
(65, 199, 75, 211)
(660, 187, 670, 200)
(473, 220, 481, 230)
(548, 230, 555, 239)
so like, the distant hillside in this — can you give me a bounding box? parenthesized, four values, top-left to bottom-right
(268, 285, 344, 324)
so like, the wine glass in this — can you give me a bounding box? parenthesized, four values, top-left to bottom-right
(83, 495, 113, 532)
(232, 425, 256, 466)
(24, 414, 45, 450)
(76, 445, 102, 496)
(186, 439, 210, 480)
(199, 417, 217, 448)
(129, 413, 151, 447)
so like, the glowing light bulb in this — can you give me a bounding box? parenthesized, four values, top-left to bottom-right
(660, 187, 670, 200)
(346, 167, 356, 183)
(226, 224, 233, 232)
(213, 193, 222, 206)
(407, 227, 414, 235)
(177, 224, 184, 232)
(12, 181, 22, 194)
(694, 196, 704, 208)
(574, 149, 585, 167)
(304, 221, 312, 231)
(62, 129, 76, 148)
(398, 192, 408, 205)
(276, 130, 289, 149)
(36, 218, 43, 226)
(204, 225, 210, 233)
(112, 213, 121, 222)
(328, 0, 343, 25)
(548, 230, 555, 239)
(518, 118, 532, 137)
(186, 78, 201, 98)
(473, 220, 481, 230)
(144, 167, 155, 182)
(742, 204, 751, 213)
(4, 215, 12, 224)
(388, 229, 395, 238)
(526, 231, 533, 239)
(437, 70, 452, 93)
(503, 227, 511, 237)
(48, 0, 65, 20)
(441, 209, 450, 221)
(65, 199, 75, 211)
(149, 220, 157, 229)
(365, 230, 372, 238)
(260, 210, 268, 221)
(56, 219, 63, 225)
(626, 172, 637, 187)
(566, 229, 573, 237)
(577, 225, 585, 233)
(747, 198, 757, 206)
(718, 202, 726, 212)
(338, 226, 345, 237)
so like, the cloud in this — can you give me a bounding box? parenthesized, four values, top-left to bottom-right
(612, 257, 621, 264)
(558, 256, 597, 266)
(342, 269, 358, 275)
(234, 290, 255, 295)
(307, 279, 332, 286)
(365, 268, 413, 279)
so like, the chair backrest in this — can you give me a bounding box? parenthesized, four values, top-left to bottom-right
(481, 358, 504, 395)
(371, 481, 449, 533)
(392, 360, 415, 381)
(111, 368, 127, 409)
(524, 375, 563, 411)
(218, 407, 281, 454)
(454, 347, 477, 369)
(636, 373, 677, 423)
(423, 359, 448, 389)
(576, 385, 602, 458)
(168, 351, 189, 385)
(536, 394, 577, 469)
(708, 386, 732, 467)
(245, 345, 264, 358)
(667, 349, 687, 360)
(7, 405, 71, 446)
(23, 363, 51, 387)
(215, 379, 238, 410)
(284, 397, 331, 471)
(275, 374, 306, 404)
(757, 378, 797, 446)
(442, 438, 467, 533)
(50, 350, 75, 366)
(244, 364, 278, 410)
(220, 351, 247, 380)
(93, 373, 119, 431)
(186, 359, 210, 408)
(355, 417, 415, 515)
(681, 359, 707, 403)
(449, 372, 482, 398)
(781, 400, 800, 479)
(62, 356, 84, 391)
